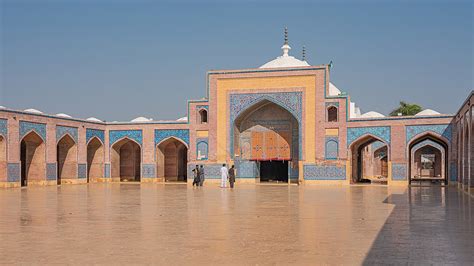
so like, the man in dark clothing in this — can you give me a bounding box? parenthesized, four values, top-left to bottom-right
(192, 165, 200, 187)
(199, 165, 205, 186)
(228, 165, 236, 188)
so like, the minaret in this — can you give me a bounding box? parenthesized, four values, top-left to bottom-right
(281, 27, 291, 57)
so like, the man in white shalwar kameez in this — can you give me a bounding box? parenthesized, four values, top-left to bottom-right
(220, 164, 228, 188)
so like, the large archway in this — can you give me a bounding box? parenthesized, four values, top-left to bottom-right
(57, 134, 78, 184)
(111, 138, 141, 182)
(233, 100, 299, 183)
(350, 136, 389, 184)
(0, 135, 6, 181)
(408, 134, 448, 185)
(156, 138, 188, 182)
(87, 137, 104, 182)
(20, 131, 46, 186)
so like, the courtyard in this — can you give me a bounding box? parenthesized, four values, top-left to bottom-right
(0, 184, 472, 264)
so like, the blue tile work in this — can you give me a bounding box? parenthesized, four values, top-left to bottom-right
(7, 163, 20, 182)
(187, 164, 222, 179)
(56, 125, 78, 143)
(411, 139, 445, 155)
(347, 126, 391, 146)
(229, 92, 303, 159)
(78, 164, 87, 179)
(19, 121, 46, 141)
(392, 163, 407, 180)
(104, 163, 111, 178)
(155, 129, 189, 146)
(325, 137, 338, 160)
(196, 105, 208, 110)
(406, 124, 452, 143)
(371, 140, 386, 151)
(235, 160, 258, 178)
(325, 102, 339, 108)
(0, 119, 7, 138)
(46, 163, 57, 180)
(109, 130, 142, 146)
(303, 164, 346, 180)
(86, 129, 105, 144)
(450, 162, 457, 182)
(289, 166, 299, 180)
(142, 164, 156, 178)
(196, 138, 208, 160)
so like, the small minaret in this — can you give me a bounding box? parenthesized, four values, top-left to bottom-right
(281, 27, 291, 57)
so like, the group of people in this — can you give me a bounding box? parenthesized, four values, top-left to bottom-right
(191, 164, 236, 188)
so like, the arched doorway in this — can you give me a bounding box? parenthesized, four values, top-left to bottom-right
(156, 138, 188, 182)
(87, 137, 104, 182)
(349, 136, 389, 184)
(57, 134, 78, 185)
(408, 135, 448, 185)
(20, 131, 46, 186)
(0, 135, 6, 181)
(233, 100, 299, 183)
(111, 138, 141, 182)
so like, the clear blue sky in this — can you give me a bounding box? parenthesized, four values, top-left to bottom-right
(1, 1, 472, 121)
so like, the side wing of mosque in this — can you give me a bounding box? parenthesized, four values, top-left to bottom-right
(0, 31, 472, 188)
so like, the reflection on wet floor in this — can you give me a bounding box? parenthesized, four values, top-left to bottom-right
(0, 184, 472, 264)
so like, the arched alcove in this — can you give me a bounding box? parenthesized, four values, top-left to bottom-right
(87, 137, 104, 182)
(20, 131, 46, 186)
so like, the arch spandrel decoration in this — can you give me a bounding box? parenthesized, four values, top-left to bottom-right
(109, 130, 142, 146)
(19, 121, 46, 141)
(0, 119, 7, 138)
(154, 129, 190, 146)
(229, 92, 303, 159)
(86, 129, 105, 144)
(347, 126, 391, 146)
(56, 126, 78, 143)
(406, 124, 452, 143)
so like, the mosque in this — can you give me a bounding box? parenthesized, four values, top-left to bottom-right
(0, 30, 472, 190)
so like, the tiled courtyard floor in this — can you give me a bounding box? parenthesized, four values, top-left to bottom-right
(0, 184, 472, 264)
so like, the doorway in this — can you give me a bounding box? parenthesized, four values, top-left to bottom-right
(260, 161, 288, 182)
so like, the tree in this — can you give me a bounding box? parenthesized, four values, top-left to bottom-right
(389, 101, 422, 116)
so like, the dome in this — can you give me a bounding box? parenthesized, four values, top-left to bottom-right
(86, 117, 102, 122)
(176, 116, 188, 122)
(24, 108, 43, 114)
(131, 117, 151, 122)
(360, 111, 385, 118)
(329, 82, 341, 96)
(0, 106, 5, 109)
(56, 113, 72, 118)
(415, 109, 441, 116)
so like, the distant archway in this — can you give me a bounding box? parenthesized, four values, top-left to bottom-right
(157, 137, 188, 182)
(20, 131, 46, 186)
(0, 135, 6, 181)
(87, 137, 104, 182)
(349, 135, 390, 184)
(111, 138, 141, 182)
(57, 134, 78, 185)
(408, 134, 448, 184)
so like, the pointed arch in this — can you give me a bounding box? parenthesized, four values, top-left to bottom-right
(156, 137, 188, 182)
(111, 137, 142, 182)
(198, 108, 208, 124)
(57, 134, 78, 184)
(87, 136, 104, 182)
(0, 135, 6, 182)
(20, 131, 46, 186)
(408, 134, 448, 184)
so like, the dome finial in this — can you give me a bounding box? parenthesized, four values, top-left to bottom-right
(284, 26, 288, 45)
(281, 26, 291, 57)
(302, 45, 306, 61)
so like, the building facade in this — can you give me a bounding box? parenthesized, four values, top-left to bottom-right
(0, 37, 472, 189)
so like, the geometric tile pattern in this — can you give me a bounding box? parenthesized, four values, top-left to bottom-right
(325, 136, 338, 160)
(406, 124, 452, 143)
(46, 163, 57, 180)
(235, 160, 258, 178)
(7, 163, 20, 182)
(392, 163, 407, 180)
(78, 163, 87, 179)
(86, 128, 105, 144)
(104, 163, 111, 178)
(187, 163, 222, 179)
(142, 164, 156, 178)
(155, 129, 189, 146)
(347, 126, 391, 146)
(19, 121, 46, 141)
(56, 125, 78, 143)
(303, 164, 346, 180)
(0, 119, 7, 138)
(109, 130, 142, 146)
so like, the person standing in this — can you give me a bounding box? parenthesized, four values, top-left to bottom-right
(220, 164, 228, 188)
(192, 165, 200, 187)
(199, 165, 205, 186)
(228, 165, 236, 188)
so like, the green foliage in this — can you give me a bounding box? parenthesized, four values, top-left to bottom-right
(389, 101, 423, 116)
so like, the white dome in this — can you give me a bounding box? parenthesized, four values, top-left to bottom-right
(329, 82, 341, 96)
(260, 55, 310, 69)
(24, 108, 43, 114)
(415, 109, 441, 116)
(131, 117, 151, 122)
(56, 113, 72, 118)
(0, 106, 5, 109)
(86, 117, 102, 122)
(176, 116, 188, 122)
(360, 111, 385, 118)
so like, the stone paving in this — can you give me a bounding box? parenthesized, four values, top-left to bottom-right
(0, 184, 472, 265)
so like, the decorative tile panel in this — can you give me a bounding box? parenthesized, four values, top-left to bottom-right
(104, 163, 111, 178)
(325, 137, 338, 160)
(78, 164, 87, 179)
(56, 126, 78, 143)
(196, 105, 209, 110)
(325, 102, 339, 108)
(19, 121, 46, 141)
(46, 163, 57, 180)
(86, 129, 105, 144)
(142, 164, 156, 178)
(347, 126, 390, 146)
(449, 162, 457, 182)
(411, 139, 445, 155)
(392, 163, 407, 180)
(155, 129, 189, 146)
(406, 124, 452, 143)
(235, 160, 258, 178)
(0, 119, 7, 138)
(109, 130, 142, 146)
(371, 141, 386, 151)
(188, 163, 222, 179)
(303, 164, 346, 180)
(196, 138, 208, 160)
(7, 163, 20, 182)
